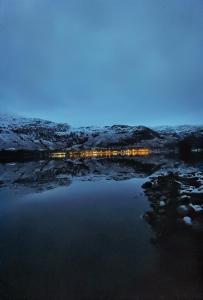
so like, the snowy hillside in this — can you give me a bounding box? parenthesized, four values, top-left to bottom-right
(154, 125, 203, 150)
(154, 125, 203, 138)
(0, 114, 71, 150)
(0, 114, 202, 151)
(0, 114, 160, 150)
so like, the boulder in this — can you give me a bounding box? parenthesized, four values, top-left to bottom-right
(183, 216, 192, 226)
(177, 205, 189, 217)
(189, 203, 203, 213)
(159, 200, 166, 207)
(160, 195, 167, 201)
(142, 181, 152, 189)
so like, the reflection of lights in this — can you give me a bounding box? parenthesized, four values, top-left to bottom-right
(50, 152, 66, 158)
(50, 148, 150, 159)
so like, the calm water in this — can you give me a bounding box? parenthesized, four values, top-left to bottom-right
(0, 157, 202, 299)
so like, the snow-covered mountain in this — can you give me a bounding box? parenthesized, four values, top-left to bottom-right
(154, 125, 203, 150)
(0, 114, 71, 150)
(0, 114, 160, 150)
(0, 114, 202, 151)
(154, 125, 203, 138)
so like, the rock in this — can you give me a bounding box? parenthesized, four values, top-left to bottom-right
(160, 195, 167, 201)
(177, 205, 189, 217)
(159, 200, 166, 207)
(143, 211, 155, 223)
(183, 216, 192, 226)
(189, 203, 203, 213)
(192, 217, 203, 232)
(189, 195, 203, 204)
(180, 195, 191, 202)
(158, 209, 165, 214)
(152, 182, 159, 190)
(187, 177, 201, 188)
(142, 181, 152, 189)
(189, 191, 203, 196)
(154, 191, 161, 197)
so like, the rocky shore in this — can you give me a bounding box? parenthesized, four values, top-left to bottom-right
(142, 170, 203, 241)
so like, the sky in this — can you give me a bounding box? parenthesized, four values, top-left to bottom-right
(0, 0, 203, 127)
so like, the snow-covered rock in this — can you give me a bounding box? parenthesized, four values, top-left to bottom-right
(189, 204, 203, 213)
(159, 200, 166, 207)
(183, 216, 192, 226)
(177, 205, 190, 216)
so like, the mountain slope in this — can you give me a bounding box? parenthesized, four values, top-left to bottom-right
(154, 125, 203, 150)
(0, 114, 160, 150)
(0, 114, 202, 151)
(0, 114, 71, 150)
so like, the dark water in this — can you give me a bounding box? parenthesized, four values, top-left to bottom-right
(0, 157, 202, 300)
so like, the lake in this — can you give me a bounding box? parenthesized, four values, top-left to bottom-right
(0, 156, 202, 299)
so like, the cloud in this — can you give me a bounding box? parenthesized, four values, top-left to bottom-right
(0, 0, 203, 125)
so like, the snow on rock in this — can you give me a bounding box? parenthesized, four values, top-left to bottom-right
(183, 216, 192, 226)
(177, 205, 190, 216)
(180, 195, 191, 201)
(143, 169, 203, 239)
(159, 200, 166, 207)
(189, 204, 203, 213)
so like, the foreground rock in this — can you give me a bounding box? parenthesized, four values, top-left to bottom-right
(142, 171, 203, 241)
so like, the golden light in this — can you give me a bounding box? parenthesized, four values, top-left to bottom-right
(50, 148, 150, 159)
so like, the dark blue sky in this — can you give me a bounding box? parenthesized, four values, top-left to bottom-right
(0, 0, 203, 126)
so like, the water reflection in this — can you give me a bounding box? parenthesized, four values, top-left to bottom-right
(0, 157, 161, 194)
(0, 156, 202, 299)
(50, 148, 151, 159)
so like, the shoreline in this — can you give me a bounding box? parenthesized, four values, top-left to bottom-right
(142, 170, 203, 242)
